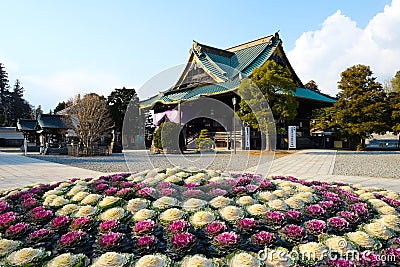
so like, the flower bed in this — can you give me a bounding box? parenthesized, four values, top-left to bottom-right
(0, 167, 400, 266)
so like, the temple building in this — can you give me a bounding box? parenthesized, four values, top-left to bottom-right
(140, 32, 336, 150)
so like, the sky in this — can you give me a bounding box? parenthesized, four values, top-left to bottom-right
(1, 0, 399, 112)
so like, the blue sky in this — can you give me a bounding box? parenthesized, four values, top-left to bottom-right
(1, 0, 399, 112)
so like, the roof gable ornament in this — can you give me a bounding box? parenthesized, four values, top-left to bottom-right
(193, 42, 203, 56)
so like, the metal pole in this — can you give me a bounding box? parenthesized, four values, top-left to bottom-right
(232, 96, 237, 154)
(24, 135, 27, 156)
(233, 105, 236, 154)
(178, 101, 181, 126)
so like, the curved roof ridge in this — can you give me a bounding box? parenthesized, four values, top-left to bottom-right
(244, 41, 278, 74)
(226, 33, 275, 52)
(192, 40, 234, 57)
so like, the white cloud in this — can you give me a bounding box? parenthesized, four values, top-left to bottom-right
(22, 69, 121, 112)
(288, 0, 400, 96)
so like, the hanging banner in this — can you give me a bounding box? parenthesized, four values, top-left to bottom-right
(288, 126, 297, 149)
(153, 109, 180, 126)
(245, 127, 250, 149)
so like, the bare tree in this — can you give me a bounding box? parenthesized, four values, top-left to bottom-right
(70, 93, 112, 155)
(382, 76, 393, 93)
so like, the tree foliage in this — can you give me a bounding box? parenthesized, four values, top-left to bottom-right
(334, 64, 390, 148)
(0, 63, 10, 124)
(304, 80, 320, 92)
(237, 60, 297, 132)
(310, 107, 337, 132)
(0, 63, 9, 105)
(107, 87, 138, 130)
(0, 64, 32, 126)
(391, 71, 400, 93)
(54, 100, 73, 114)
(70, 93, 112, 155)
(389, 91, 400, 133)
(153, 122, 184, 152)
(6, 80, 32, 125)
(196, 129, 214, 151)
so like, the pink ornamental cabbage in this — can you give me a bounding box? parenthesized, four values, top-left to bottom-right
(70, 217, 92, 230)
(237, 218, 258, 232)
(172, 232, 195, 250)
(337, 211, 359, 224)
(265, 211, 286, 227)
(51, 216, 71, 229)
(98, 220, 121, 233)
(5, 222, 30, 237)
(213, 232, 240, 247)
(137, 235, 156, 249)
(60, 230, 87, 247)
(134, 219, 156, 235)
(285, 210, 303, 222)
(104, 187, 118, 196)
(327, 258, 356, 267)
(99, 232, 124, 249)
(168, 220, 190, 234)
(252, 231, 276, 246)
(206, 221, 227, 236)
(280, 224, 306, 243)
(358, 251, 385, 267)
(0, 200, 10, 213)
(306, 204, 326, 218)
(0, 211, 17, 229)
(28, 228, 53, 243)
(304, 219, 327, 235)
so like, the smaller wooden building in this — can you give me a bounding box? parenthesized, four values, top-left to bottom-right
(17, 114, 70, 154)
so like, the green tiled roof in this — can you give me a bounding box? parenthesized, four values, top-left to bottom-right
(140, 32, 336, 107)
(142, 83, 336, 107)
(234, 42, 271, 73)
(192, 36, 279, 81)
(155, 78, 241, 104)
(16, 119, 37, 132)
(294, 87, 337, 103)
(242, 39, 279, 75)
(37, 114, 68, 129)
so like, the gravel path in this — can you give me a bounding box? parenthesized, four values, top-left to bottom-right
(333, 151, 400, 179)
(27, 151, 276, 173)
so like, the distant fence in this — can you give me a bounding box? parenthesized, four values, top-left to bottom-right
(67, 144, 110, 156)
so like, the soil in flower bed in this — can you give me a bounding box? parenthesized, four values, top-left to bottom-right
(0, 167, 400, 266)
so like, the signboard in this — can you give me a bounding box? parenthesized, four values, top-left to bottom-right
(245, 127, 250, 149)
(288, 126, 297, 149)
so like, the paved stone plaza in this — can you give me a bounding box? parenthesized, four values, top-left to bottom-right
(1, 149, 399, 191)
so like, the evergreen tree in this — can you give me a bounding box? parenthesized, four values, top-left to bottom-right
(311, 107, 337, 132)
(238, 60, 297, 133)
(0, 63, 10, 124)
(335, 64, 390, 150)
(304, 80, 321, 92)
(196, 129, 214, 151)
(388, 91, 400, 134)
(54, 100, 73, 114)
(6, 80, 32, 126)
(391, 71, 400, 93)
(35, 105, 43, 119)
(107, 87, 139, 130)
(0, 63, 10, 105)
(153, 122, 185, 152)
(13, 79, 23, 97)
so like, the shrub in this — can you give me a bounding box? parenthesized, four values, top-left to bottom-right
(196, 129, 214, 151)
(153, 122, 185, 152)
